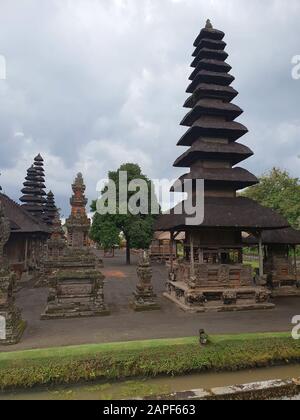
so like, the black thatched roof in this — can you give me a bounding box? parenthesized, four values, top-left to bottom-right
(155, 197, 290, 232)
(177, 121, 248, 146)
(187, 71, 235, 92)
(193, 39, 226, 56)
(193, 26, 225, 47)
(192, 48, 229, 63)
(184, 84, 238, 107)
(174, 142, 253, 167)
(173, 168, 258, 190)
(244, 228, 300, 246)
(189, 59, 232, 79)
(0, 193, 49, 234)
(181, 100, 243, 126)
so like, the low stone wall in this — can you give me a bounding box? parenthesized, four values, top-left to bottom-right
(146, 377, 300, 400)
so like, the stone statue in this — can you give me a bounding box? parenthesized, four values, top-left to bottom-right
(132, 251, 160, 311)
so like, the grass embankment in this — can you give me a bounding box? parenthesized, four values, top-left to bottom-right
(0, 332, 299, 391)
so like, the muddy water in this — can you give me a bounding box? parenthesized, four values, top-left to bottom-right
(1, 365, 300, 400)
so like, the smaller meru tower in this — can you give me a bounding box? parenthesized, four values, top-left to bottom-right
(156, 20, 289, 312)
(66, 173, 90, 248)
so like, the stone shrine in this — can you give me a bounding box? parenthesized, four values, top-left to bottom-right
(41, 174, 109, 319)
(132, 251, 160, 311)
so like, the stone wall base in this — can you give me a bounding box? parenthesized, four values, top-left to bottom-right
(271, 287, 300, 298)
(41, 304, 110, 320)
(145, 378, 300, 400)
(164, 281, 275, 313)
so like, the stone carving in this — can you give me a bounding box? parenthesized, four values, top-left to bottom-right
(0, 200, 26, 345)
(186, 292, 205, 306)
(132, 251, 160, 311)
(256, 289, 271, 304)
(223, 291, 237, 305)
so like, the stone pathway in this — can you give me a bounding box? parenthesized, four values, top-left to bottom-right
(1, 249, 299, 352)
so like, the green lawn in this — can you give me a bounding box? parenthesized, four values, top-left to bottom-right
(0, 332, 299, 391)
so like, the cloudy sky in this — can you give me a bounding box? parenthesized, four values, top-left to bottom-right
(0, 0, 300, 216)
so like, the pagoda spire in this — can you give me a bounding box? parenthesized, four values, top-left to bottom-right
(173, 20, 258, 193)
(43, 191, 57, 226)
(20, 154, 47, 218)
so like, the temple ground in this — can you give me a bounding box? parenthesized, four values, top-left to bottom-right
(1, 249, 299, 352)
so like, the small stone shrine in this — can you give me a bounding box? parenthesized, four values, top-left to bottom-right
(132, 251, 160, 311)
(41, 174, 109, 319)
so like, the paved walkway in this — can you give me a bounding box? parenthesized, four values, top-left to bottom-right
(1, 250, 299, 352)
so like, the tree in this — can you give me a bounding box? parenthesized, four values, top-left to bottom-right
(242, 167, 300, 228)
(90, 163, 160, 264)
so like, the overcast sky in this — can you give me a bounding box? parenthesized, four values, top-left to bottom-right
(0, 0, 300, 216)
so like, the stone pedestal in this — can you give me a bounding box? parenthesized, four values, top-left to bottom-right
(0, 269, 26, 345)
(41, 248, 109, 319)
(132, 251, 160, 312)
(164, 261, 274, 313)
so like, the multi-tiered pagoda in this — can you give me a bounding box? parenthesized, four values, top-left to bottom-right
(20, 154, 47, 219)
(43, 191, 57, 226)
(156, 20, 289, 312)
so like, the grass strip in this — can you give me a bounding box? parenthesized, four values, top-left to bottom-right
(0, 332, 298, 391)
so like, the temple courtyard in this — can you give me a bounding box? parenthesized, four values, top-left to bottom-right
(1, 249, 298, 352)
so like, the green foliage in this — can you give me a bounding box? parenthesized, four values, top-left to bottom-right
(90, 163, 160, 260)
(0, 333, 299, 391)
(243, 168, 300, 228)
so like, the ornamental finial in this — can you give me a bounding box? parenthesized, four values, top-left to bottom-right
(206, 19, 213, 29)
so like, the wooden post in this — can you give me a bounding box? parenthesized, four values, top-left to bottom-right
(170, 231, 174, 274)
(258, 232, 264, 278)
(199, 248, 204, 264)
(190, 232, 195, 276)
(24, 238, 28, 270)
(294, 245, 298, 283)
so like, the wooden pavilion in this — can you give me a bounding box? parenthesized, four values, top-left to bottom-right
(244, 228, 300, 297)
